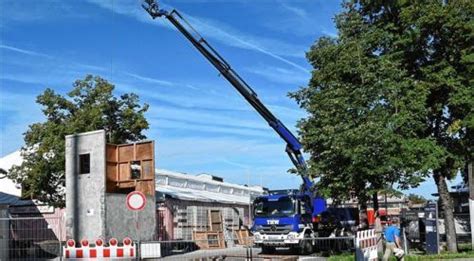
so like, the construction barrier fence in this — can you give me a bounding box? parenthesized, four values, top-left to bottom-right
(136, 236, 355, 259)
(0, 216, 63, 260)
(1, 215, 358, 260)
(355, 229, 378, 261)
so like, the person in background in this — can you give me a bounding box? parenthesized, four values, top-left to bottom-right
(374, 211, 384, 256)
(359, 211, 369, 230)
(383, 217, 404, 261)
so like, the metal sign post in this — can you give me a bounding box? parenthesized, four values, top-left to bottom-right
(424, 201, 439, 254)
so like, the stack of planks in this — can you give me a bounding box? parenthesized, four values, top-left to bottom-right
(192, 210, 226, 249)
(233, 229, 252, 246)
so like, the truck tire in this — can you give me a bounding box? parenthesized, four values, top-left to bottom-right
(290, 245, 299, 254)
(261, 245, 275, 254)
(299, 233, 313, 255)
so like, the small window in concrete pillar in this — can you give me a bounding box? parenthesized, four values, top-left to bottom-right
(130, 161, 141, 179)
(79, 154, 90, 174)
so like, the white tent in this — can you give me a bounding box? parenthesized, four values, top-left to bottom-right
(0, 150, 23, 197)
(155, 169, 264, 204)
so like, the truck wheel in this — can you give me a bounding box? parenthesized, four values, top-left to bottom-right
(290, 245, 299, 254)
(261, 245, 275, 254)
(299, 233, 313, 255)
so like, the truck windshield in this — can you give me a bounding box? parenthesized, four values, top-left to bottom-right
(254, 197, 295, 217)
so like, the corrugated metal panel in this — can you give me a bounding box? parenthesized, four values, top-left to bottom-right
(157, 186, 252, 205)
(157, 204, 173, 240)
(156, 169, 264, 194)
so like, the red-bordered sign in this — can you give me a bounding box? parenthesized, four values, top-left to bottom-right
(126, 191, 146, 211)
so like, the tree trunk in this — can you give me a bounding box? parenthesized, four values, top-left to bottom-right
(372, 192, 379, 215)
(373, 192, 383, 255)
(359, 198, 369, 230)
(434, 170, 458, 252)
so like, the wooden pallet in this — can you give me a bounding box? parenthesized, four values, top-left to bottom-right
(233, 229, 253, 246)
(192, 231, 226, 249)
(209, 209, 223, 231)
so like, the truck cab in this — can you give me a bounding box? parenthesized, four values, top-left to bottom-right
(251, 190, 325, 254)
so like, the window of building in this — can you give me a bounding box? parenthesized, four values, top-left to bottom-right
(79, 153, 90, 174)
(130, 161, 141, 179)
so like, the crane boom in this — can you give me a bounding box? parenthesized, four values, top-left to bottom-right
(142, 0, 313, 191)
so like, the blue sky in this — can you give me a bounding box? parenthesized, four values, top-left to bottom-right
(0, 0, 460, 197)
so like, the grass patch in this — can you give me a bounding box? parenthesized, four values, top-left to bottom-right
(458, 243, 472, 252)
(327, 253, 354, 261)
(328, 250, 474, 261)
(404, 251, 474, 260)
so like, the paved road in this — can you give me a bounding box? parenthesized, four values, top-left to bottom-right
(160, 246, 328, 260)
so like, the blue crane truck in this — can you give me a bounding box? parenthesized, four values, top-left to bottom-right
(143, 0, 332, 254)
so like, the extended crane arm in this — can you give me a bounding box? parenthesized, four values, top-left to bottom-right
(142, 0, 313, 191)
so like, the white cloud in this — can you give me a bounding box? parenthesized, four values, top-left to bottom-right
(149, 117, 270, 138)
(85, 0, 310, 73)
(246, 65, 310, 85)
(115, 82, 249, 111)
(0, 44, 52, 59)
(258, 1, 339, 39)
(125, 72, 174, 86)
(0, 44, 108, 86)
(280, 3, 309, 20)
(0, 43, 306, 186)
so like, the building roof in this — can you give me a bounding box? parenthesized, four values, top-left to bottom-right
(155, 169, 265, 205)
(0, 192, 33, 206)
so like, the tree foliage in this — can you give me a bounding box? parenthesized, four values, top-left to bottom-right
(408, 193, 427, 205)
(291, 0, 472, 251)
(7, 75, 149, 207)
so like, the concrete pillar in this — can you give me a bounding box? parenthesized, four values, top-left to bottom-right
(65, 135, 78, 240)
(65, 130, 106, 241)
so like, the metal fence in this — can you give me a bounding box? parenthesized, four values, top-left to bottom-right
(138, 236, 355, 259)
(314, 236, 355, 254)
(140, 239, 256, 260)
(0, 216, 64, 260)
(0, 215, 356, 260)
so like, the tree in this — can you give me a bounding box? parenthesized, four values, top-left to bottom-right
(7, 75, 149, 207)
(290, 1, 472, 252)
(408, 194, 427, 205)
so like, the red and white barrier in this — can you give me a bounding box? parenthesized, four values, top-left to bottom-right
(64, 237, 135, 258)
(356, 229, 378, 261)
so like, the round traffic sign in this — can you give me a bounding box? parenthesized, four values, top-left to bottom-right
(126, 191, 146, 211)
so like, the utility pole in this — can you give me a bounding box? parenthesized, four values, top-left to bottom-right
(468, 162, 474, 249)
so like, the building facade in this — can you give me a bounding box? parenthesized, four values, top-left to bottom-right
(155, 169, 264, 240)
